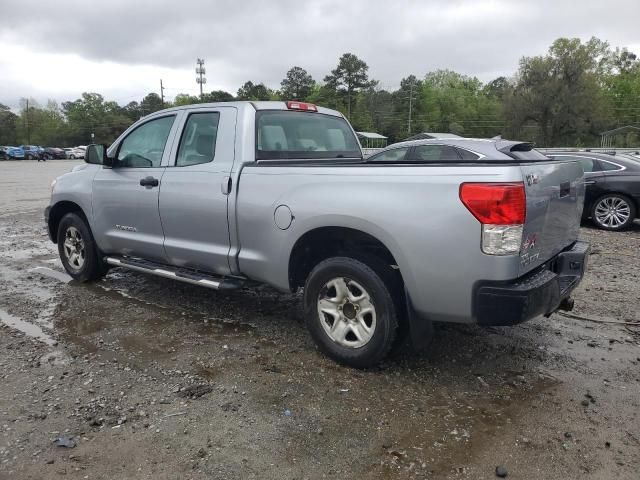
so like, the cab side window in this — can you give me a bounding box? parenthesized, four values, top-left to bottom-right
(175, 112, 220, 167)
(117, 115, 176, 168)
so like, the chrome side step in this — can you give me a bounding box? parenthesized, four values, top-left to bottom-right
(104, 256, 245, 290)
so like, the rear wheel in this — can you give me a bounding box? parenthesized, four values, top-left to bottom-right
(303, 257, 399, 368)
(591, 194, 636, 231)
(57, 213, 107, 282)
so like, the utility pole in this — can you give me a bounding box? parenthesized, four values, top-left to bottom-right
(196, 58, 207, 98)
(160, 79, 165, 107)
(408, 79, 414, 135)
(25, 99, 30, 144)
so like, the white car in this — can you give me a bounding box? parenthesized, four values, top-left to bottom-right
(64, 148, 85, 159)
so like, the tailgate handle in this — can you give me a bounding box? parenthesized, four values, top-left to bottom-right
(559, 182, 570, 198)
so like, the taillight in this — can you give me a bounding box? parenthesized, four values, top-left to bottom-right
(460, 183, 526, 255)
(286, 101, 317, 112)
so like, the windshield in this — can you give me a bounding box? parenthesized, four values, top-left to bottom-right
(256, 111, 361, 160)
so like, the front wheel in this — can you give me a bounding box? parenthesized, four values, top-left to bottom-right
(57, 213, 108, 282)
(303, 257, 399, 368)
(591, 194, 636, 231)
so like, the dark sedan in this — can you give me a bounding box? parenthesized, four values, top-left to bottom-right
(42, 147, 66, 160)
(546, 151, 640, 230)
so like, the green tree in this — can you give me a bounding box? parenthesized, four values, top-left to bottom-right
(324, 53, 374, 118)
(237, 81, 271, 100)
(0, 103, 18, 145)
(15, 98, 68, 146)
(280, 66, 315, 101)
(418, 70, 502, 138)
(173, 93, 200, 106)
(602, 48, 640, 144)
(201, 90, 235, 102)
(504, 37, 612, 146)
(63, 92, 130, 145)
(140, 93, 164, 115)
(123, 101, 143, 121)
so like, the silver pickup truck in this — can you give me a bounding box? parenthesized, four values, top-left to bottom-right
(45, 101, 589, 367)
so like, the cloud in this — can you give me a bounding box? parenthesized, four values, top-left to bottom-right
(0, 0, 638, 106)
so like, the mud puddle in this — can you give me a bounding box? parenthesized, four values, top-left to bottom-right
(0, 308, 56, 345)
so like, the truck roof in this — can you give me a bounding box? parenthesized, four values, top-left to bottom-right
(145, 101, 344, 119)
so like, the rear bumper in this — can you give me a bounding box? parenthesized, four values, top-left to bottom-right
(473, 240, 590, 326)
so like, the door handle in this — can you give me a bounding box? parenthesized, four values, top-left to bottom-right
(140, 176, 159, 187)
(584, 180, 596, 185)
(221, 176, 232, 195)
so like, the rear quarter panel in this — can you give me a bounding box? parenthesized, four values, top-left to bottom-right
(235, 164, 525, 324)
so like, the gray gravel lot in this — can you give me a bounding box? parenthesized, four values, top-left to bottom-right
(0, 160, 639, 479)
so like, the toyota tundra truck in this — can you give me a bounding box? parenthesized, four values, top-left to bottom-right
(45, 101, 589, 367)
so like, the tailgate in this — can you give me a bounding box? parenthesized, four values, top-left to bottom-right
(519, 160, 585, 275)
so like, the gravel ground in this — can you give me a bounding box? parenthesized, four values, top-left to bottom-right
(0, 160, 639, 480)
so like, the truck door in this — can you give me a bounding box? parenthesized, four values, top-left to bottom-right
(158, 107, 237, 276)
(92, 113, 180, 262)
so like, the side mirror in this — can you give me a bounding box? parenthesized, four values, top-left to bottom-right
(85, 144, 108, 165)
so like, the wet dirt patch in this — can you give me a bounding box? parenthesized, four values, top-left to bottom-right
(0, 161, 639, 479)
(0, 308, 56, 345)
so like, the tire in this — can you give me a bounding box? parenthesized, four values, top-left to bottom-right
(27, 154, 33, 160)
(57, 213, 108, 282)
(70, 154, 76, 159)
(591, 194, 636, 231)
(303, 256, 399, 368)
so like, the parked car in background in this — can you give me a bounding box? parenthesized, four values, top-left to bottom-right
(45, 101, 589, 367)
(1, 146, 25, 160)
(42, 147, 66, 160)
(19, 145, 43, 160)
(546, 151, 640, 230)
(64, 147, 85, 159)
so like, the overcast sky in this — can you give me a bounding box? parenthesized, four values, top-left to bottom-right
(1, 0, 638, 109)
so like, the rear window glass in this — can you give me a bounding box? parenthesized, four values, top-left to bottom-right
(599, 160, 623, 171)
(367, 147, 409, 162)
(456, 148, 480, 160)
(411, 144, 461, 162)
(256, 111, 361, 160)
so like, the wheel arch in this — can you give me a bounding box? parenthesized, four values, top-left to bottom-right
(288, 226, 405, 292)
(48, 201, 90, 243)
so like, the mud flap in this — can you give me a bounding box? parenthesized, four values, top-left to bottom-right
(405, 287, 434, 351)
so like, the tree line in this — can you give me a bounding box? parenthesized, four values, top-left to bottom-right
(1, 36, 638, 148)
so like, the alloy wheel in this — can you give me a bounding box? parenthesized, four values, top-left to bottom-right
(317, 277, 377, 348)
(63, 226, 86, 271)
(594, 197, 631, 229)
